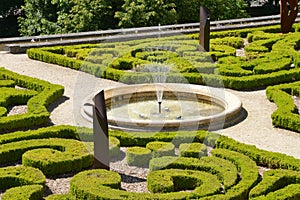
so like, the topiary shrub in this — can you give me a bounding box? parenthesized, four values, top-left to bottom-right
(0, 68, 64, 132)
(126, 146, 152, 167)
(2, 184, 44, 200)
(178, 142, 207, 158)
(146, 141, 175, 158)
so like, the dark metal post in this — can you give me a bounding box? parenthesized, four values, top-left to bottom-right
(200, 6, 210, 52)
(158, 101, 162, 113)
(93, 90, 109, 170)
(280, 0, 298, 33)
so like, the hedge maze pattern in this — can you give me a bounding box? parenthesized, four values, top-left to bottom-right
(1, 23, 300, 199)
(27, 23, 300, 90)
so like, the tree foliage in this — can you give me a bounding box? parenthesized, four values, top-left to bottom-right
(55, 0, 116, 33)
(115, 0, 177, 28)
(18, 0, 250, 36)
(202, 0, 249, 21)
(18, 0, 121, 36)
(18, 0, 59, 36)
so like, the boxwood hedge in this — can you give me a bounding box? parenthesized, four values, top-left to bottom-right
(26, 23, 300, 90)
(0, 67, 64, 132)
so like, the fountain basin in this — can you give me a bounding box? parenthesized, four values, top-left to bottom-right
(82, 83, 243, 131)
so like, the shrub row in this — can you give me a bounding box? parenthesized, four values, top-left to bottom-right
(25, 23, 300, 90)
(0, 166, 45, 200)
(147, 169, 221, 198)
(266, 81, 300, 132)
(249, 169, 300, 199)
(0, 80, 15, 87)
(69, 168, 213, 199)
(0, 87, 37, 116)
(109, 129, 213, 147)
(66, 149, 258, 199)
(126, 141, 175, 167)
(149, 155, 238, 190)
(216, 134, 300, 170)
(110, 127, 300, 173)
(2, 185, 44, 200)
(208, 149, 259, 199)
(251, 184, 300, 200)
(0, 138, 93, 176)
(0, 165, 45, 189)
(0, 68, 64, 132)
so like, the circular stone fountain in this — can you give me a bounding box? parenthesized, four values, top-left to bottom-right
(81, 83, 243, 131)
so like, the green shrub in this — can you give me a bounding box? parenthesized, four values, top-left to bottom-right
(2, 185, 44, 200)
(126, 147, 152, 167)
(0, 80, 15, 87)
(249, 169, 300, 198)
(146, 141, 175, 157)
(0, 68, 64, 132)
(209, 149, 259, 199)
(149, 156, 238, 190)
(211, 37, 244, 49)
(266, 82, 300, 133)
(0, 138, 92, 176)
(45, 194, 76, 200)
(0, 166, 45, 199)
(147, 169, 220, 197)
(178, 143, 207, 158)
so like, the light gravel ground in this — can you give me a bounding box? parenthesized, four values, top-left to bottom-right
(1, 51, 300, 196)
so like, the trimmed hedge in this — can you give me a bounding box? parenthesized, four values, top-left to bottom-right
(178, 142, 207, 158)
(0, 138, 93, 176)
(208, 149, 259, 199)
(249, 169, 300, 199)
(0, 68, 64, 132)
(126, 142, 175, 167)
(0, 166, 45, 200)
(0, 166, 45, 189)
(266, 81, 300, 133)
(45, 194, 76, 200)
(147, 169, 221, 197)
(2, 184, 44, 200)
(2, 126, 300, 198)
(25, 23, 300, 90)
(146, 141, 175, 158)
(149, 156, 238, 190)
(126, 146, 152, 167)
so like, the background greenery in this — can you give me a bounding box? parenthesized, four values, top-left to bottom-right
(0, 0, 282, 37)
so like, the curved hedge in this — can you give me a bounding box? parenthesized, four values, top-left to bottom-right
(0, 138, 93, 175)
(0, 67, 64, 132)
(2, 185, 44, 200)
(2, 125, 300, 198)
(266, 81, 300, 133)
(0, 166, 45, 200)
(147, 169, 221, 197)
(26, 23, 300, 90)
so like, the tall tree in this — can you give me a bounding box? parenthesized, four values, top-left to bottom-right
(56, 0, 115, 33)
(115, 0, 177, 28)
(18, 0, 59, 36)
(176, 0, 249, 23)
(19, 0, 123, 36)
(201, 0, 249, 20)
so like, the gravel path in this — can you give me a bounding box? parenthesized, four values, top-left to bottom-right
(1, 51, 300, 196)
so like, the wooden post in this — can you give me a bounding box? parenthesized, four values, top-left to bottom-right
(280, 0, 298, 33)
(93, 90, 109, 170)
(200, 6, 210, 52)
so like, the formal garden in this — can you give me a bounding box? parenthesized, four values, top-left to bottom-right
(0, 22, 300, 199)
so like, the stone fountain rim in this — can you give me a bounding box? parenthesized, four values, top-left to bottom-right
(81, 83, 243, 131)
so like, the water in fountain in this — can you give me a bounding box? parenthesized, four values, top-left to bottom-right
(141, 63, 170, 116)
